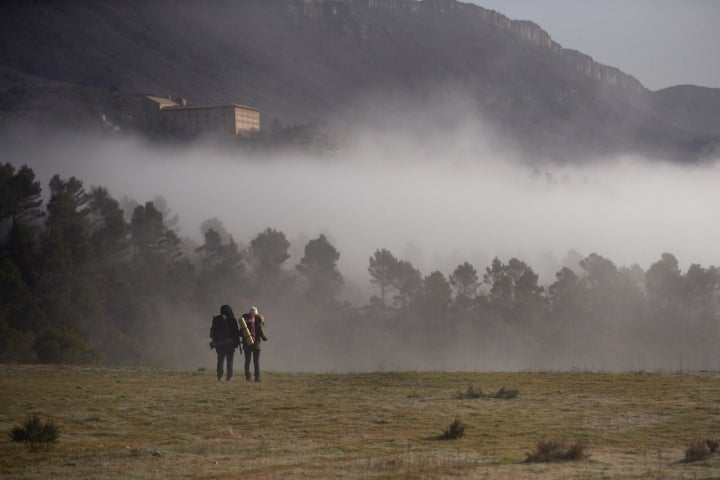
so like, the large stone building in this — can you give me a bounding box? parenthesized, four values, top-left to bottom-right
(142, 96, 260, 136)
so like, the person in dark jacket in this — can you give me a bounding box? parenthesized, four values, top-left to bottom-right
(241, 306, 268, 382)
(213, 304, 241, 381)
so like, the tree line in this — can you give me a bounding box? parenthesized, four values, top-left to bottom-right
(1, 163, 718, 369)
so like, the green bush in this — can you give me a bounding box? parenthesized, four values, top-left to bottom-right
(33, 325, 98, 364)
(10, 415, 60, 452)
(0, 318, 36, 362)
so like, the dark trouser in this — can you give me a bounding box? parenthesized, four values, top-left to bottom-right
(216, 346, 235, 380)
(244, 347, 261, 381)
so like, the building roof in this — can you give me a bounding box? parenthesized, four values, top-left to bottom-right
(145, 96, 180, 107)
(161, 103, 259, 113)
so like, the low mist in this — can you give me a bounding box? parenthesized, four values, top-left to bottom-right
(5, 121, 718, 280)
(3, 114, 719, 372)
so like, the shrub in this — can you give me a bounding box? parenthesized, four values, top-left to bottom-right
(525, 439, 587, 463)
(33, 325, 98, 364)
(439, 418, 465, 440)
(455, 386, 482, 399)
(10, 415, 60, 452)
(454, 386, 519, 400)
(0, 318, 36, 362)
(492, 387, 519, 399)
(708, 438, 720, 454)
(684, 439, 719, 462)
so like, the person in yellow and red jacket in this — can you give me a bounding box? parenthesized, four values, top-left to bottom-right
(241, 306, 268, 382)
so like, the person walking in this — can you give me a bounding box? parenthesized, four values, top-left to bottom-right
(210, 304, 241, 381)
(241, 306, 268, 382)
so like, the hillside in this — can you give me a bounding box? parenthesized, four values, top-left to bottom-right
(650, 85, 720, 137)
(0, 0, 718, 160)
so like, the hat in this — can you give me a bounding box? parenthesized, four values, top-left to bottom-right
(249, 306, 258, 315)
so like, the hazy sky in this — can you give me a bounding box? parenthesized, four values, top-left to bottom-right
(470, 0, 720, 91)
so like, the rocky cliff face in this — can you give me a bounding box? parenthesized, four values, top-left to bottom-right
(561, 49, 645, 92)
(286, 0, 646, 93)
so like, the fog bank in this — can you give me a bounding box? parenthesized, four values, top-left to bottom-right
(5, 125, 719, 290)
(5, 121, 720, 371)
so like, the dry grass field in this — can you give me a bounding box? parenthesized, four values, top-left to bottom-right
(1, 365, 719, 479)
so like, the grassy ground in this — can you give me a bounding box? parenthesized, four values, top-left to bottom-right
(1, 365, 719, 479)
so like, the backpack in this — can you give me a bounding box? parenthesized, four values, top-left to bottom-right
(210, 315, 230, 342)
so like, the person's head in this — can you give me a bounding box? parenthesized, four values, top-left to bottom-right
(220, 305, 234, 318)
(249, 306, 258, 318)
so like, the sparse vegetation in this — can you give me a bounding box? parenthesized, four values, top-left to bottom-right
(2, 366, 720, 479)
(708, 439, 720, 454)
(455, 386, 519, 400)
(455, 386, 483, 399)
(10, 414, 59, 452)
(684, 438, 719, 462)
(455, 386, 483, 400)
(439, 418, 465, 440)
(525, 439, 588, 463)
(491, 386, 519, 399)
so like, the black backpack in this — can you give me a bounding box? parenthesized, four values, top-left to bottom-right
(210, 315, 230, 342)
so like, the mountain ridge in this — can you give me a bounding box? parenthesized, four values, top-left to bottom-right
(0, 0, 717, 161)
